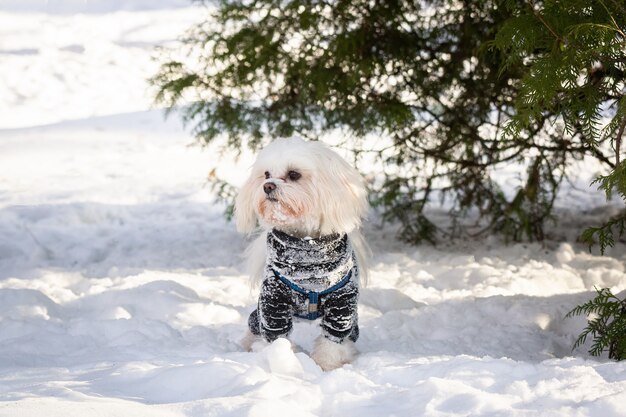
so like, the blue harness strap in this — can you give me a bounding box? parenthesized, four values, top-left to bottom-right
(272, 268, 353, 320)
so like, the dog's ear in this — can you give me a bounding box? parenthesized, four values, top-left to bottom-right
(330, 160, 368, 233)
(234, 174, 259, 234)
(314, 144, 368, 235)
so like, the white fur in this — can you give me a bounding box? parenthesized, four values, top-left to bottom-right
(235, 137, 369, 287)
(235, 137, 369, 369)
(240, 329, 268, 352)
(310, 336, 358, 371)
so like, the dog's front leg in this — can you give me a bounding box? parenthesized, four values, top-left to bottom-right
(242, 276, 293, 351)
(311, 281, 359, 370)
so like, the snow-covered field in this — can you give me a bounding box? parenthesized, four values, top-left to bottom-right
(1, 2, 626, 416)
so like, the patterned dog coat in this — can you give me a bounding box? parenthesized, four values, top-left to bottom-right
(248, 229, 360, 343)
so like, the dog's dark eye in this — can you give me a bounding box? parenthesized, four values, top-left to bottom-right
(264, 171, 270, 179)
(287, 170, 301, 181)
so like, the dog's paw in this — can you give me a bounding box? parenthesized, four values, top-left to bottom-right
(310, 336, 358, 371)
(241, 329, 268, 352)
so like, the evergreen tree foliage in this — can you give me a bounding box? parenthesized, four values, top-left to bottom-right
(491, 0, 626, 252)
(579, 161, 626, 253)
(151, 0, 624, 245)
(566, 288, 626, 361)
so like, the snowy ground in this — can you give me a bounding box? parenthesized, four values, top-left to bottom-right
(1, 2, 626, 417)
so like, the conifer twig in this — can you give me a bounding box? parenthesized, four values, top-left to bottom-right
(616, 114, 626, 166)
(526, 0, 562, 42)
(606, 0, 626, 16)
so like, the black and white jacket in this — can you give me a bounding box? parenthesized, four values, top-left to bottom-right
(248, 229, 360, 343)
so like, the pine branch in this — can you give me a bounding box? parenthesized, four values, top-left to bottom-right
(567, 288, 626, 360)
(615, 114, 626, 166)
(525, 0, 562, 43)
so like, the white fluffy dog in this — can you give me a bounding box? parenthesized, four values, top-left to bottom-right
(235, 137, 368, 371)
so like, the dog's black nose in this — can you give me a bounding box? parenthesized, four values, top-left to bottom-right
(263, 182, 276, 195)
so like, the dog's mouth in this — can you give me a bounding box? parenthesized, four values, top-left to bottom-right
(266, 196, 279, 202)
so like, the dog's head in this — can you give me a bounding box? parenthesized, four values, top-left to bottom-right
(234, 137, 367, 236)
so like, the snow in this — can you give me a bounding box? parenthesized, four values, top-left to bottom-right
(1, 2, 626, 416)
